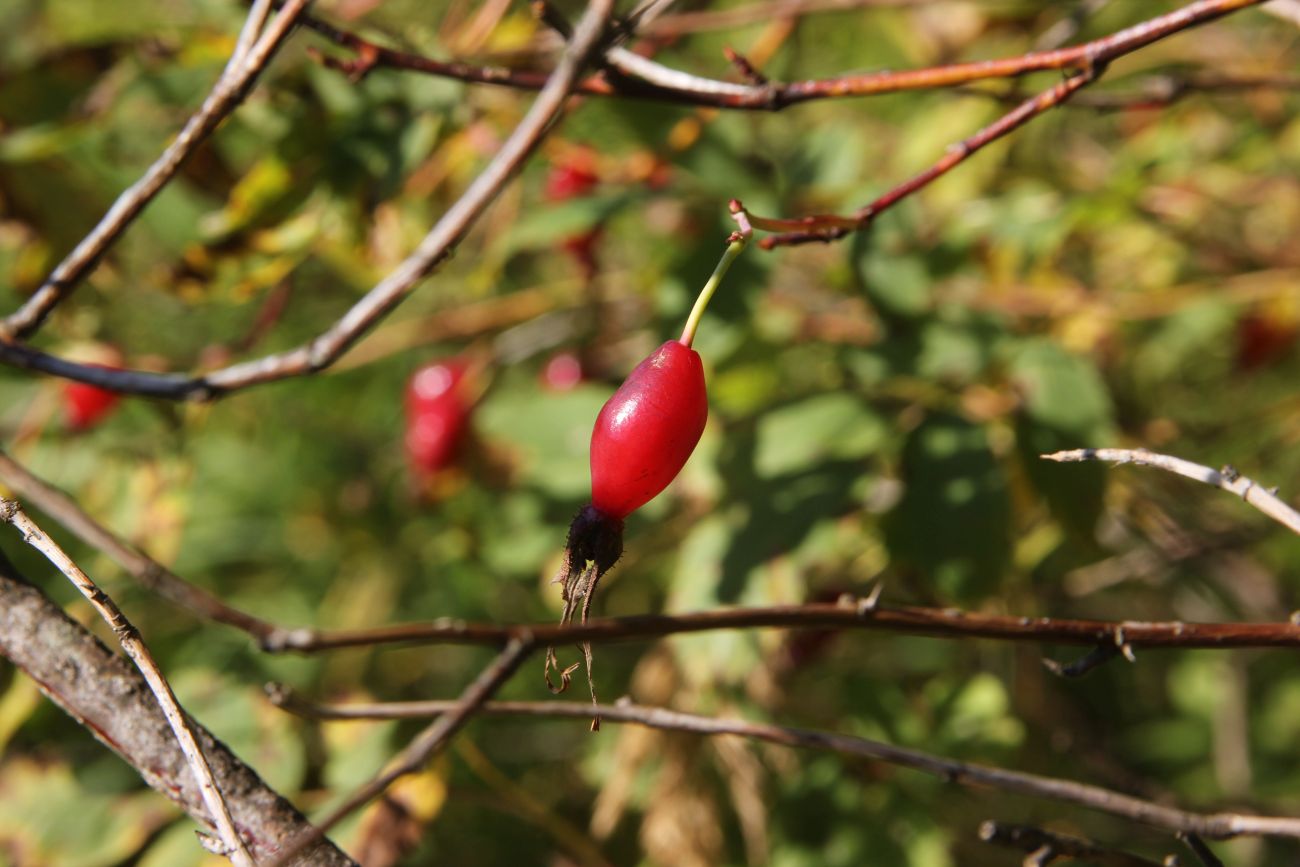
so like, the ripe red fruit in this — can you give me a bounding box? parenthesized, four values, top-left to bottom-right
(405, 360, 471, 479)
(589, 340, 707, 520)
(544, 151, 602, 278)
(63, 377, 121, 431)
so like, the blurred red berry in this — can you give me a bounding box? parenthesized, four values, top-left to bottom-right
(1235, 311, 1298, 371)
(63, 377, 121, 431)
(544, 159, 599, 203)
(545, 151, 603, 277)
(542, 352, 585, 392)
(405, 360, 471, 478)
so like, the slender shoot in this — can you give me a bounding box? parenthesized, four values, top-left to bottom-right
(679, 209, 752, 347)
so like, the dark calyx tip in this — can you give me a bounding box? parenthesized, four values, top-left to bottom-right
(566, 504, 624, 575)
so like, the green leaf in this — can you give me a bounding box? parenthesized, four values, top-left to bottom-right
(754, 393, 886, 478)
(1010, 339, 1114, 537)
(883, 413, 1010, 601)
(0, 758, 172, 867)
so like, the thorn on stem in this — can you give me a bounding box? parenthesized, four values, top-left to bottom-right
(857, 581, 884, 614)
(1042, 643, 1121, 678)
(722, 46, 769, 85)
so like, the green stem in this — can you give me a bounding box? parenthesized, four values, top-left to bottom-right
(679, 235, 748, 348)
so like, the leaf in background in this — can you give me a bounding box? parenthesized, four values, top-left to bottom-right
(883, 413, 1010, 601)
(754, 393, 886, 479)
(853, 236, 932, 321)
(1010, 338, 1114, 539)
(495, 193, 626, 257)
(476, 377, 609, 501)
(0, 757, 173, 867)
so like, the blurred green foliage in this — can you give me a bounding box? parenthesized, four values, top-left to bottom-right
(2, 0, 1300, 865)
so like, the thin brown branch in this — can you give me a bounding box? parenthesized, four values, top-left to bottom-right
(268, 691, 1300, 841)
(1043, 448, 1300, 537)
(978, 820, 1172, 866)
(982, 72, 1300, 112)
(5, 448, 1298, 665)
(0, 0, 1273, 392)
(256, 597, 1300, 655)
(0, 501, 254, 866)
(263, 639, 534, 867)
(0, 550, 354, 866)
(748, 69, 1099, 247)
(0, 449, 282, 641)
(744, 0, 1268, 246)
(10, 444, 1300, 670)
(298, 0, 1266, 112)
(0, 0, 313, 341)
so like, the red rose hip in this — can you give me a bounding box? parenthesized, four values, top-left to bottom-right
(404, 359, 470, 478)
(589, 340, 706, 520)
(546, 206, 752, 725)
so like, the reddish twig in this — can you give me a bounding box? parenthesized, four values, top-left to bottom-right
(748, 70, 1099, 247)
(0, 0, 313, 342)
(296, 0, 1265, 112)
(268, 690, 1300, 841)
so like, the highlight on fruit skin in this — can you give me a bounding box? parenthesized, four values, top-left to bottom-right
(404, 358, 471, 482)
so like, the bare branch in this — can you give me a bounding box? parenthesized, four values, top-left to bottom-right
(1042, 448, 1300, 537)
(4, 449, 1297, 666)
(268, 690, 1300, 841)
(741, 0, 1268, 246)
(297, 0, 1265, 112)
(0, 547, 354, 865)
(748, 68, 1100, 247)
(978, 820, 1173, 866)
(0, 501, 254, 865)
(0, 0, 314, 341)
(257, 598, 1300, 655)
(263, 639, 534, 867)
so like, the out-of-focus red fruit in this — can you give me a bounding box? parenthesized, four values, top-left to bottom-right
(64, 374, 121, 431)
(1236, 312, 1298, 371)
(782, 587, 852, 670)
(405, 360, 471, 478)
(545, 151, 602, 278)
(542, 352, 585, 392)
(544, 159, 599, 203)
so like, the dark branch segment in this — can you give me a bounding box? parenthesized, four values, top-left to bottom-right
(0, 550, 355, 866)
